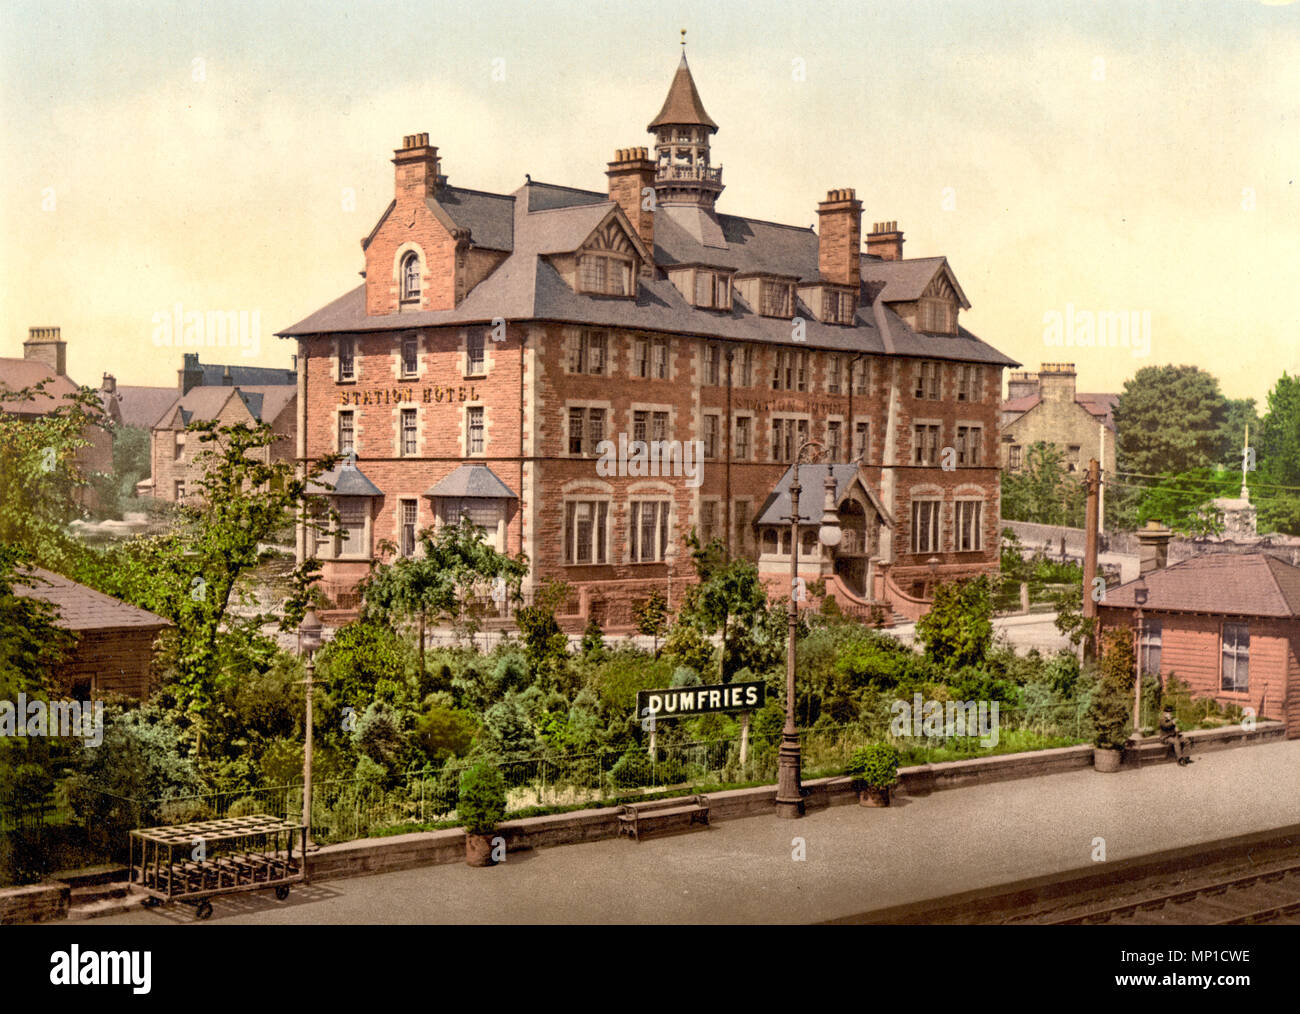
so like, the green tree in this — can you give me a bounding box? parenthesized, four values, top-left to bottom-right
(513, 577, 571, 688)
(0, 381, 108, 571)
(674, 533, 780, 681)
(1255, 372, 1300, 534)
(1113, 365, 1230, 478)
(361, 515, 528, 675)
(1001, 442, 1086, 527)
(74, 420, 337, 755)
(915, 575, 993, 671)
(633, 589, 669, 656)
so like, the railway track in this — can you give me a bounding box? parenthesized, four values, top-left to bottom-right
(1029, 860, 1300, 925)
(841, 824, 1300, 925)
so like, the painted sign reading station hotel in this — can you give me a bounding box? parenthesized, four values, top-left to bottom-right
(636, 681, 765, 719)
(338, 385, 481, 406)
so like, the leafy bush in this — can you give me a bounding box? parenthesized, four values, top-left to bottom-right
(846, 742, 900, 788)
(609, 747, 653, 788)
(916, 575, 993, 670)
(457, 761, 507, 834)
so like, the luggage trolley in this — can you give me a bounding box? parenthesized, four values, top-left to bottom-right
(130, 814, 307, 920)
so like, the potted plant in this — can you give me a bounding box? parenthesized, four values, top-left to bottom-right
(847, 742, 900, 807)
(458, 761, 507, 867)
(1089, 630, 1136, 773)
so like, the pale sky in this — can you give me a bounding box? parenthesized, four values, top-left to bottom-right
(2, 0, 1297, 405)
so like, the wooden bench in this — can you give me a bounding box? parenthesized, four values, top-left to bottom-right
(618, 794, 710, 842)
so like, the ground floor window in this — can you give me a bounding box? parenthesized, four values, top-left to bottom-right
(399, 499, 418, 557)
(564, 500, 608, 565)
(336, 497, 370, 558)
(911, 499, 941, 554)
(630, 500, 671, 563)
(955, 500, 983, 551)
(1221, 621, 1249, 692)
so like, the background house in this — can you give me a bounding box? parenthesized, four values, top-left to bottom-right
(0, 327, 113, 509)
(1001, 362, 1117, 476)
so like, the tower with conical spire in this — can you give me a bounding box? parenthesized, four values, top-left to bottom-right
(648, 32, 723, 208)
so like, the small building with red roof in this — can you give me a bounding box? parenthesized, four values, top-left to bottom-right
(1098, 543, 1300, 737)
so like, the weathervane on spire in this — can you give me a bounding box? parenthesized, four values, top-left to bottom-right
(681, 29, 687, 48)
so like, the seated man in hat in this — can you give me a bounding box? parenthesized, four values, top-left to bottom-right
(1159, 706, 1192, 765)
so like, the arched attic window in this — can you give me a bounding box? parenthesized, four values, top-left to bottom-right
(401, 251, 422, 302)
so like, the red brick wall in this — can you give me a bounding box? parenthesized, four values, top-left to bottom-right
(303, 316, 1005, 624)
(364, 145, 463, 315)
(1098, 608, 1298, 733)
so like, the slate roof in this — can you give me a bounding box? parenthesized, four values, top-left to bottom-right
(1102, 554, 1300, 618)
(193, 361, 296, 387)
(0, 358, 81, 415)
(862, 255, 970, 309)
(155, 385, 296, 431)
(647, 53, 718, 132)
(281, 182, 1018, 367)
(309, 456, 383, 496)
(756, 463, 878, 526)
(112, 385, 182, 430)
(438, 186, 515, 252)
(424, 463, 518, 499)
(18, 567, 170, 632)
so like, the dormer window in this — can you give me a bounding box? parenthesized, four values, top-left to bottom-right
(578, 253, 633, 296)
(821, 289, 856, 325)
(401, 252, 421, 303)
(760, 280, 795, 318)
(693, 270, 732, 310)
(919, 298, 957, 335)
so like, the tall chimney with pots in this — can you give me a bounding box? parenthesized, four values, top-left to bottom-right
(1038, 362, 1078, 404)
(393, 133, 444, 201)
(816, 189, 863, 287)
(1136, 520, 1173, 574)
(101, 373, 116, 394)
(865, 221, 905, 261)
(24, 327, 66, 376)
(606, 147, 656, 259)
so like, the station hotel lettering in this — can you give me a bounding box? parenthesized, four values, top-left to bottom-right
(279, 52, 1019, 625)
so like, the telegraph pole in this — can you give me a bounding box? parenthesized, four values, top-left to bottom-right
(1082, 457, 1101, 662)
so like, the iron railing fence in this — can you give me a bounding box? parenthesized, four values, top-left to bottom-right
(1, 704, 1098, 884)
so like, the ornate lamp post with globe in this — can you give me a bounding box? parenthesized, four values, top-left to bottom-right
(775, 442, 842, 819)
(297, 607, 323, 847)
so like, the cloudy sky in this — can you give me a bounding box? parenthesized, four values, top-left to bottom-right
(1, 0, 1296, 405)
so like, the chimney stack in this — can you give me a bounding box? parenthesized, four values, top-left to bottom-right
(606, 147, 656, 260)
(392, 132, 445, 201)
(1007, 370, 1039, 401)
(866, 220, 905, 261)
(101, 373, 116, 394)
(179, 352, 204, 394)
(24, 326, 66, 376)
(222, 364, 233, 386)
(1137, 520, 1173, 574)
(1038, 362, 1077, 404)
(816, 188, 863, 287)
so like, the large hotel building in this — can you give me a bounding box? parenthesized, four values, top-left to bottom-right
(279, 52, 1019, 626)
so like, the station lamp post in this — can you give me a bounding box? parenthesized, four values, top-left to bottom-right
(1132, 576, 1148, 736)
(298, 607, 323, 845)
(775, 443, 841, 819)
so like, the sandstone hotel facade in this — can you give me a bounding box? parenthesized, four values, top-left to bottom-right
(279, 52, 1020, 626)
